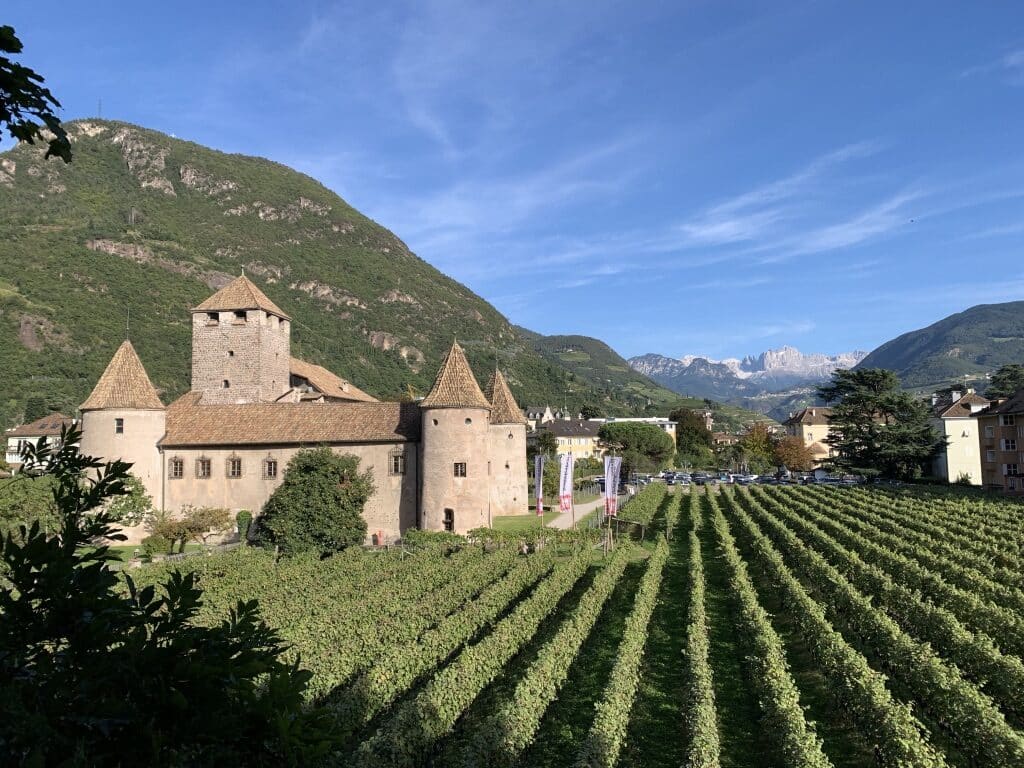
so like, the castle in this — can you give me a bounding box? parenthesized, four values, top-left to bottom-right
(79, 276, 528, 542)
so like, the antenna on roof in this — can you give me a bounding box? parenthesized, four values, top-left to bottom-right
(241, 266, 245, 277)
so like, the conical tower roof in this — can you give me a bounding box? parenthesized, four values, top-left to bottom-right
(80, 341, 164, 411)
(193, 275, 290, 319)
(420, 341, 491, 409)
(485, 369, 527, 424)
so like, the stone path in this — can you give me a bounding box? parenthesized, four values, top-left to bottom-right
(546, 496, 607, 529)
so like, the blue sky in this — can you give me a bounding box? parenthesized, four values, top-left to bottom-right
(7, 2, 1024, 359)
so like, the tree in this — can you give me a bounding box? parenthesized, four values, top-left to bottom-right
(0, 425, 334, 764)
(669, 407, 713, 458)
(739, 422, 776, 473)
(104, 473, 152, 527)
(818, 368, 945, 480)
(597, 422, 675, 478)
(987, 364, 1024, 399)
(257, 447, 373, 556)
(580, 404, 601, 420)
(0, 474, 58, 533)
(22, 395, 51, 423)
(773, 435, 815, 472)
(0, 26, 71, 162)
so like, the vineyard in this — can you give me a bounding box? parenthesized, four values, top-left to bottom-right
(135, 483, 1024, 767)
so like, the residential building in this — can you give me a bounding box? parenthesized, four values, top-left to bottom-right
(537, 419, 604, 459)
(5, 413, 75, 469)
(524, 405, 582, 431)
(977, 390, 1024, 493)
(79, 276, 528, 542)
(712, 432, 740, 446)
(782, 407, 835, 465)
(930, 389, 989, 485)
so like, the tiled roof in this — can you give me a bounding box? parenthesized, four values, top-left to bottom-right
(541, 419, 602, 438)
(193, 275, 290, 320)
(160, 392, 420, 447)
(290, 357, 377, 403)
(980, 388, 1024, 416)
(484, 370, 527, 425)
(80, 341, 164, 411)
(420, 341, 491, 409)
(934, 392, 989, 419)
(783, 407, 832, 426)
(6, 414, 74, 437)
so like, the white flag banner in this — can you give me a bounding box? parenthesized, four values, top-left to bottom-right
(534, 454, 546, 516)
(559, 453, 574, 513)
(604, 455, 622, 516)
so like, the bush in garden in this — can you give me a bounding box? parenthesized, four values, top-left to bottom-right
(236, 508, 253, 541)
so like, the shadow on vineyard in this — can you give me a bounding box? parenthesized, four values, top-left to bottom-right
(619, 515, 691, 768)
(699, 493, 781, 768)
(520, 559, 647, 767)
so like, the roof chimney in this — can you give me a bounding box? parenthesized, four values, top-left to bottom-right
(931, 393, 939, 406)
(951, 390, 961, 401)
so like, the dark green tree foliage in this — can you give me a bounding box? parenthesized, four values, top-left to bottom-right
(0, 26, 70, 162)
(597, 421, 675, 478)
(0, 473, 58, 533)
(0, 426, 334, 765)
(987, 364, 1024, 399)
(21, 395, 52, 423)
(258, 447, 372, 556)
(669, 407, 713, 454)
(817, 368, 945, 480)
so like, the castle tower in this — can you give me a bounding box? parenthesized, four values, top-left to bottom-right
(79, 340, 166, 506)
(419, 341, 492, 533)
(190, 276, 290, 404)
(484, 369, 528, 517)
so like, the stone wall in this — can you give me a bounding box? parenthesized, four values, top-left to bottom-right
(80, 408, 166, 509)
(158, 441, 417, 544)
(191, 309, 290, 403)
(419, 407, 492, 533)
(488, 423, 528, 517)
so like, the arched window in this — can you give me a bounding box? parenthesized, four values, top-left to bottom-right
(223, 379, 230, 389)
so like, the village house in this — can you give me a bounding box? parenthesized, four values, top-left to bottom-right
(78, 276, 528, 542)
(4, 414, 75, 470)
(782, 407, 835, 465)
(976, 390, 1024, 493)
(929, 389, 989, 485)
(536, 419, 605, 459)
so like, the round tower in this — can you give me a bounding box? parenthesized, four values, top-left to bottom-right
(79, 340, 166, 514)
(419, 341, 492, 534)
(484, 369, 528, 517)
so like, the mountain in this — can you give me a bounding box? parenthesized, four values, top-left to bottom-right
(515, 330, 766, 430)
(629, 346, 866, 404)
(0, 118, 710, 428)
(856, 301, 1024, 389)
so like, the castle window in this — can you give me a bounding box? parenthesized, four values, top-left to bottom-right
(443, 508, 455, 532)
(114, 418, 124, 434)
(453, 462, 467, 477)
(227, 457, 243, 479)
(196, 457, 211, 478)
(432, 419, 439, 426)
(169, 457, 184, 479)
(390, 451, 406, 476)
(263, 458, 278, 479)
(223, 380, 230, 389)
(206, 312, 218, 325)
(465, 417, 472, 425)
(233, 310, 247, 324)
(228, 350, 234, 357)
(508, 432, 514, 439)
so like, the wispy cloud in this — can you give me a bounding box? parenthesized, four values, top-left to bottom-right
(960, 48, 1024, 86)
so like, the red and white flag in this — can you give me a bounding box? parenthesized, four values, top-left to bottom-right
(604, 455, 622, 516)
(534, 454, 546, 516)
(559, 453, 574, 513)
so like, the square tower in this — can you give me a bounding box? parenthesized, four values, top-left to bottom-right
(190, 276, 291, 404)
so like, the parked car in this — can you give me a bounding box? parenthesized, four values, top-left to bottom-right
(691, 472, 710, 486)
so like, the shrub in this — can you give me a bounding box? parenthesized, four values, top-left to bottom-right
(140, 533, 171, 560)
(257, 447, 373, 556)
(236, 509, 253, 541)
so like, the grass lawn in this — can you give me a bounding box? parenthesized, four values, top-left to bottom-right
(492, 510, 560, 531)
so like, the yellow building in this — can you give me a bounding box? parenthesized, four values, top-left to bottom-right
(782, 407, 835, 465)
(930, 390, 988, 485)
(541, 419, 604, 459)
